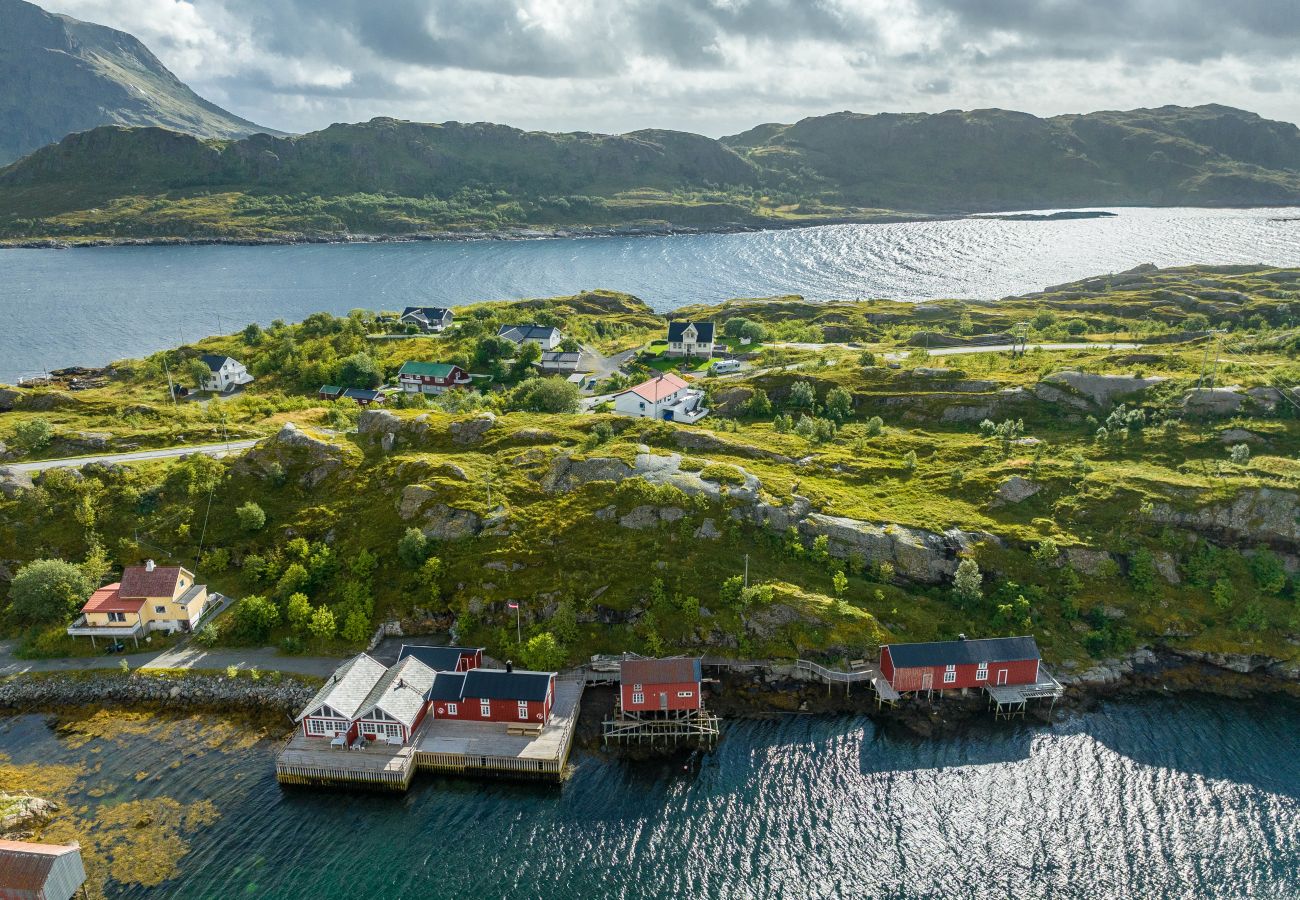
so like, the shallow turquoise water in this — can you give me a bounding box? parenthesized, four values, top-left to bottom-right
(4, 695, 1299, 899)
(1, 207, 1297, 381)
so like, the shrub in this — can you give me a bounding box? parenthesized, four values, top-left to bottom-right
(901, 450, 918, 472)
(1228, 443, 1250, 465)
(520, 632, 566, 670)
(341, 610, 371, 643)
(276, 563, 309, 598)
(788, 381, 816, 410)
(308, 605, 337, 641)
(398, 527, 429, 568)
(286, 592, 313, 630)
(336, 352, 382, 389)
(859, 350, 877, 367)
(12, 418, 54, 452)
(832, 570, 848, 596)
(825, 387, 853, 422)
(952, 558, 983, 606)
(8, 559, 92, 626)
(864, 416, 884, 437)
(232, 595, 279, 642)
(1127, 548, 1157, 595)
(193, 624, 220, 648)
(1249, 548, 1287, 595)
(236, 501, 266, 532)
(507, 376, 580, 413)
(746, 389, 772, 417)
(1211, 578, 1235, 610)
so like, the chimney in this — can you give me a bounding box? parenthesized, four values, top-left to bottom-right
(397, 678, 406, 691)
(505, 660, 514, 674)
(145, 559, 156, 572)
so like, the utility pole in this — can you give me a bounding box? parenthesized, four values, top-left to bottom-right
(1196, 330, 1226, 392)
(744, 554, 749, 589)
(162, 355, 177, 405)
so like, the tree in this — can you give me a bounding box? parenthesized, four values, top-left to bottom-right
(825, 387, 853, 422)
(186, 357, 212, 390)
(233, 594, 279, 642)
(832, 569, 849, 596)
(746, 389, 772, 417)
(952, 558, 983, 606)
(788, 381, 816, 410)
(308, 605, 337, 641)
(902, 450, 918, 472)
(286, 592, 313, 630)
(336, 352, 382, 389)
(1228, 443, 1251, 465)
(859, 350, 877, 367)
(520, 631, 566, 670)
(276, 563, 309, 598)
(242, 322, 263, 345)
(398, 527, 429, 568)
(12, 418, 53, 452)
(864, 416, 884, 437)
(341, 609, 371, 643)
(8, 559, 92, 625)
(508, 376, 580, 413)
(236, 501, 266, 532)
(550, 600, 579, 644)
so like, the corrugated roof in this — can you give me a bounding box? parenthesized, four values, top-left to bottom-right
(118, 565, 185, 599)
(426, 671, 467, 702)
(397, 645, 481, 672)
(620, 657, 702, 685)
(295, 653, 388, 721)
(462, 668, 553, 702)
(623, 372, 688, 403)
(399, 361, 457, 378)
(886, 636, 1040, 668)
(667, 321, 715, 343)
(82, 583, 142, 615)
(355, 656, 437, 728)
(0, 840, 81, 894)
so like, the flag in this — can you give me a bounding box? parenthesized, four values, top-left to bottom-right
(507, 601, 519, 609)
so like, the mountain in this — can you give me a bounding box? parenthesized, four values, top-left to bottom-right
(0, 0, 274, 166)
(723, 104, 1300, 211)
(1, 104, 1298, 241)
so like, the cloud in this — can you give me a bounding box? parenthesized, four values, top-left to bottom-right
(37, 0, 1300, 135)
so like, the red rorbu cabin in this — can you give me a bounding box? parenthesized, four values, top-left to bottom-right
(426, 664, 556, 725)
(880, 635, 1041, 693)
(619, 657, 704, 713)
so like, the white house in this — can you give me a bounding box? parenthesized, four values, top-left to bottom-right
(400, 306, 453, 332)
(295, 653, 388, 740)
(498, 324, 563, 351)
(199, 354, 254, 392)
(535, 351, 586, 374)
(666, 321, 716, 358)
(613, 372, 709, 424)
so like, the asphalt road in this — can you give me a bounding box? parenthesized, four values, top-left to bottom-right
(0, 639, 344, 678)
(5, 439, 261, 474)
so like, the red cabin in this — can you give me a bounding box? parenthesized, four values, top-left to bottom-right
(880, 636, 1041, 693)
(619, 657, 703, 713)
(426, 666, 556, 725)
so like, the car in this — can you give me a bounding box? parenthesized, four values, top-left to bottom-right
(102, 641, 126, 654)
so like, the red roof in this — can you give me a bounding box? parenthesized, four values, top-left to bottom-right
(118, 565, 184, 598)
(0, 839, 80, 894)
(625, 373, 688, 403)
(81, 583, 143, 615)
(620, 657, 702, 685)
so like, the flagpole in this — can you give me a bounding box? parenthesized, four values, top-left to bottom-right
(515, 601, 522, 646)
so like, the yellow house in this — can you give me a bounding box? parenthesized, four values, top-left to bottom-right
(68, 560, 209, 647)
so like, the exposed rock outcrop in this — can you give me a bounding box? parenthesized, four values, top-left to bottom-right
(619, 505, 685, 529)
(1033, 370, 1165, 410)
(0, 467, 34, 498)
(1182, 387, 1245, 416)
(1149, 488, 1300, 548)
(995, 475, 1041, 504)
(396, 485, 481, 539)
(541, 449, 761, 502)
(449, 412, 497, 445)
(795, 515, 999, 584)
(241, 423, 350, 487)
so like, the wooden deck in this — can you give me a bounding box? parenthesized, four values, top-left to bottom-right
(276, 676, 584, 790)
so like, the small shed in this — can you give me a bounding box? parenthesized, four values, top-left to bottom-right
(880, 635, 1041, 693)
(0, 839, 87, 900)
(619, 657, 704, 713)
(318, 384, 344, 400)
(341, 388, 385, 406)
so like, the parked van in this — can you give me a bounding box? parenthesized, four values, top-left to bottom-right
(709, 359, 742, 375)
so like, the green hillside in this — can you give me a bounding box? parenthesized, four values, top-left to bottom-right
(0, 0, 274, 166)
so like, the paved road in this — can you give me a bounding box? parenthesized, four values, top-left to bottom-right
(4, 439, 261, 474)
(0, 639, 345, 678)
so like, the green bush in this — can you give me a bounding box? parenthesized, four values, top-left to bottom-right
(12, 418, 54, 452)
(398, 527, 429, 568)
(236, 501, 266, 532)
(8, 559, 92, 626)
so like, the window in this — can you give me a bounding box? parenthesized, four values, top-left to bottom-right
(677, 691, 694, 698)
(155, 606, 167, 614)
(632, 692, 644, 705)
(976, 663, 988, 681)
(633, 683, 642, 691)
(108, 612, 126, 623)
(639, 401, 645, 410)
(943, 667, 957, 684)
(480, 701, 491, 717)
(519, 706, 529, 720)
(446, 703, 457, 716)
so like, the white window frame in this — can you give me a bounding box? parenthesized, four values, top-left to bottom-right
(480, 700, 492, 717)
(632, 691, 644, 705)
(976, 663, 989, 681)
(943, 666, 957, 684)
(677, 691, 694, 698)
(446, 702, 457, 716)
(518, 705, 529, 720)
(108, 611, 126, 623)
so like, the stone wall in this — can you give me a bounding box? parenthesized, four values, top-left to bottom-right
(0, 671, 320, 716)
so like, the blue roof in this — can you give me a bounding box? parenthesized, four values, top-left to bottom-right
(425, 671, 467, 702)
(462, 668, 553, 702)
(885, 636, 1040, 668)
(397, 645, 481, 673)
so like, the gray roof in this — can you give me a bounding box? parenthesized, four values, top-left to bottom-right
(295, 653, 388, 721)
(498, 324, 560, 343)
(462, 668, 553, 702)
(667, 321, 715, 343)
(397, 645, 482, 672)
(885, 636, 1040, 669)
(425, 671, 467, 702)
(400, 306, 452, 323)
(354, 656, 437, 728)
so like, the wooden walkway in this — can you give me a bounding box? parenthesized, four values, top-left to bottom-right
(275, 735, 418, 790)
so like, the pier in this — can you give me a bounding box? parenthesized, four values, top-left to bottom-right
(984, 667, 1064, 720)
(794, 658, 901, 707)
(275, 675, 583, 789)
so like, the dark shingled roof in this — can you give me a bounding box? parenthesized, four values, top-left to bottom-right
(425, 671, 467, 702)
(397, 644, 482, 673)
(620, 657, 702, 685)
(886, 636, 1040, 669)
(199, 354, 235, 372)
(462, 668, 553, 702)
(667, 321, 715, 343)
(401, 306, 452, 322)
(118, 564, 184, 598)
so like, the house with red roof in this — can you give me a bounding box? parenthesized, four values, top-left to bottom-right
(619, 657, 704, 713)
(612, 373, 709, 423)
(66, 559, 211, 647)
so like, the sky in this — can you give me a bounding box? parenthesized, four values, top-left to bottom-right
(41, 0, 1300, 136)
